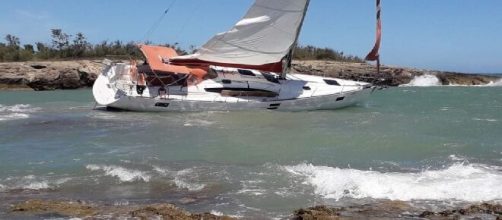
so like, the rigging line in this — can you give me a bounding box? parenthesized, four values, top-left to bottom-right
(143, 0, 178, 43)
(172, 0, 204, 48)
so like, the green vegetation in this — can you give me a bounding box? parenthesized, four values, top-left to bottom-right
(0, 30, 188, 62)
(0, 29, 362, 63)
(293, 45, 364, 63)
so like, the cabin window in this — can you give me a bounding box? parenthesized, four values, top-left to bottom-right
(205, 68, 218, 79)
(324, 79, 340, 86)
(267, 103, 281, 110)
(238, 69, 255, 76)
(221, 79, 232, 84)
(336, 97, 345, 101)
(205, 88, 274, 93)
(205, 88, 278, 97)
(155, 103, 170, 107)
(262, 72, 280, 84)
(303, 86, 311, 90)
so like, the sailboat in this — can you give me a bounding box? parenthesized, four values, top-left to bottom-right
(93, 0, 381, 112)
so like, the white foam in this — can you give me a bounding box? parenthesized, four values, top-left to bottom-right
(86, 164, 151, 182)
(23, 181, 50, 190)
(0, 104, 40, 113)
(210, 210, 224, 216)
(401, 74, 442, 87)
(0, 175, 71, 190)
(173, 168, 206, 191)
(153, 166, 170, 176)
(473, 118, 498, 122)
(0, 113, 30, 121)
(210, 210, 244, 219)
(236, 188, 266, 196)
(448, 154, 468, 162)
(0, 104, 40, 121)
(152, 166, 206, 191)
(14, 175, 50, 190)
(237, 180, 267, 196)
(486, 78, 502, 87)
(285, 163, 502, 202)
(183, 119, 215, 127)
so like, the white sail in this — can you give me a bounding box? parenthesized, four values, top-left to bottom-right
(172, 0, 310, 66)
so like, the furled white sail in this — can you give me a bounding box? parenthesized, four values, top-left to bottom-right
(172, 0, 310, 66)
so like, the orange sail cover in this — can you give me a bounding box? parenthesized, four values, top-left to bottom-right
(366, 0, 382, 61)
(138, 45, 207, 79)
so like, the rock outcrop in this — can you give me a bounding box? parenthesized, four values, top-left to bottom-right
(293, 202, 502, 219)
(9, 199, 502, 219)
(11, 199, 234, 220)
(0, 60, 500, 90)
(0, 60, 102, 90)
(292, 60, 501, 86)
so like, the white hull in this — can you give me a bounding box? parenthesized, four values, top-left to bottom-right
(93, 63, 375, 112)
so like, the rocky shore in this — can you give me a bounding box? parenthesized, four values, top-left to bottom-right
(10, 199, 234, 219)
(292, 60, 501, 87)
(0, 60, 101, 91)
(293, 202, 502, 219)
(8, 199, 502, 219)
(0, 60, 500, 90)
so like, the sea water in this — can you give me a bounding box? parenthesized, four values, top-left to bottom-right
(0, 87, 501, 218)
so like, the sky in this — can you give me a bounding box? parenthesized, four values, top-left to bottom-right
(1, 0, 501, 73)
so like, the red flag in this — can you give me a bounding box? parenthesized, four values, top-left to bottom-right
(366, 0, 382, 61)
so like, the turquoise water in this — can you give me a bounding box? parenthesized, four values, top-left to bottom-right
(1, 87, 502, 218)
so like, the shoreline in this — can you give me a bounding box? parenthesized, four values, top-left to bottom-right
(0, 60, 500, 91)
(5, 198, 502, 219)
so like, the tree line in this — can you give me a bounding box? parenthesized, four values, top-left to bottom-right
(0, 29, 363, 63)
(293, 45, 364, 63)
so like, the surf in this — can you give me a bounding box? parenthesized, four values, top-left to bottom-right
(285, 163, 502, 202)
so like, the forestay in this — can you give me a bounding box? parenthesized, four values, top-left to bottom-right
(172, 0, 310, 66)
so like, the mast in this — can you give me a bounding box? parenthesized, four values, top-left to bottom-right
(282, 0, 311, 77)
(365, 0, 382, 75)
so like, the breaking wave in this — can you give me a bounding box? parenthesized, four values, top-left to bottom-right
(486, 78, 502, 87)
(153, 166, 206, 191)
(402, 75, 502, 87)
(86, 164, 151, 182)
(285, 163, 502, 202)
(0, 175, 70, 191)
(401, 74, 441, 87)
(0, 104, 40, 121)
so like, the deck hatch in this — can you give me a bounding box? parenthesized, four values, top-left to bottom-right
(324, 79, 341, 86)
